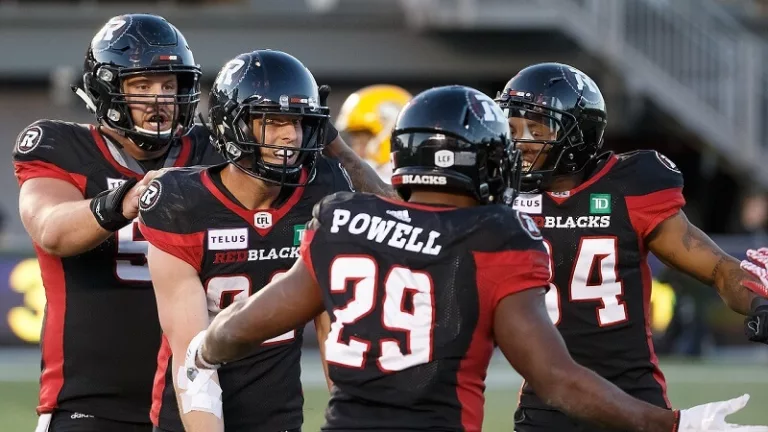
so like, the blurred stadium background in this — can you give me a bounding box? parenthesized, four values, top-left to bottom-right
(0, 0, 767, 429)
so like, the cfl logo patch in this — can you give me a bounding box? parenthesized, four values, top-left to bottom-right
(254, 211, 273, 229)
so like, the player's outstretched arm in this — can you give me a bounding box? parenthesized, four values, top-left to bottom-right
(497, 288, 768, 431)
(323, 133, 398, 199)
(148, 245, 224, 432)
(19, 171, 159, 257)
(199, 257, 325, 366)
(495, 288, 677, 431)
(647, 210, 767, 315)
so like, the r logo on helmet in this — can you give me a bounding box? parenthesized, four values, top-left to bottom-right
(216, 58, 246, 87)
(92, 16, 129, 48)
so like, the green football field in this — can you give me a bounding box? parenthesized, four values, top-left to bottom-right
(1, 354, 766, 430)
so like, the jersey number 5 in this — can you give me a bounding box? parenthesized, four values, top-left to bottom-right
(325, 256, 435, 372)
(115, 220, 150, 282)
(544, 237, 628, 327)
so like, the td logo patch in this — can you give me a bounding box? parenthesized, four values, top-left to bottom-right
(139, 180, 162, 211)
(293, 224, 306, 246)
(589, 194, 611, 215)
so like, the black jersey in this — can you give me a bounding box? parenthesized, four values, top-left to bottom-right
(301, 192, 550, 431)
(513, 150, 685, 412)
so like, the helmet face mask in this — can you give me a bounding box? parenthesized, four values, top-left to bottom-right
(390, 85, 521, 205)
(81, 14, 202, 152)
(496, 63, 607, 193)
(216, 102, 328, 187)
(208, 51, 330, 187)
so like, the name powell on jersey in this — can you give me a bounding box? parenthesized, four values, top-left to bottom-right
(330, 208, 443, 256)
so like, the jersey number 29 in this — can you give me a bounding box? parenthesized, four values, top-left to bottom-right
(325, 256, 434, 372)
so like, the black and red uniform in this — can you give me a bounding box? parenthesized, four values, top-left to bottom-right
(301, 191, 550, 431)
(514, 150, 685, 431)
(12, 120, 220, 427)
(138, 158, 353, 432)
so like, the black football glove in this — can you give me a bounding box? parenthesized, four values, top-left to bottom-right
(90, 178, 137, 231)
(745, 305, 768, 344)
(738, 248, 768, 344)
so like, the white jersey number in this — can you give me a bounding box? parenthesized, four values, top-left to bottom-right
(205, 271, 294, 345)
(325, 256, 435, 372)
(544, 237, 628, 326)
(115, 220, 151, 282)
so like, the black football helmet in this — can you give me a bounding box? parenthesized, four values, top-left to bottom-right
(77, 14, 201, 152)
(495, 62, 607, 192)
(207, 50, 329, 186)
(391, 85, 521, 204)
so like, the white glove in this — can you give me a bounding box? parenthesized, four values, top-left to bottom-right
(740, 248, 768, 297)
(677, 394, 768, 431)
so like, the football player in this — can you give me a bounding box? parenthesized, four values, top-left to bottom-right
(138, 50, 362, 432)
(494, 62, 768, 431)
(13, 14, 222, 432)
(186, 85, 765, 432)
(334, 84, 413, 181)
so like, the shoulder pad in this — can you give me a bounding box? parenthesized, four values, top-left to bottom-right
(471, 205, 546, 254)
(312, 190, 358, 225)
(138, 167, 204, 234)
(312, 156, 356, 192)
(13, 120, 88, 164)
(613, 150, 683, 195)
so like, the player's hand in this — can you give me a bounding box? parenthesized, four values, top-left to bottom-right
(677, 394, 768, 431)
(739, 248, 768, 343)
(122, 169, 168, 219)
(740, 248, 768, 298)
(186, 330, 221, 371)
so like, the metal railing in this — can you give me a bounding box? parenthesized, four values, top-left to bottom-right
(401, 0, 768, 186)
